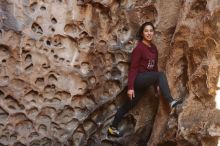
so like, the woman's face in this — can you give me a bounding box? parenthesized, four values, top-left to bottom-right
(142, 25, 154, 41)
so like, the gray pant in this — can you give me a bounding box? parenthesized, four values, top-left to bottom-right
(111, 72, 173, 128)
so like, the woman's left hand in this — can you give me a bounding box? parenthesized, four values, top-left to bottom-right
(157, 86, 160, 92)
(155, 86, 160, 97)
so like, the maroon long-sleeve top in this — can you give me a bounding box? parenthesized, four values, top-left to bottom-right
(128, 41, 158, 90)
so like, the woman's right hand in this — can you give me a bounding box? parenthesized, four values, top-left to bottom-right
(127, 90, 135, 100)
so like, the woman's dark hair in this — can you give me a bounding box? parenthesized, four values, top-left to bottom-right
(136, 22, 155, 40)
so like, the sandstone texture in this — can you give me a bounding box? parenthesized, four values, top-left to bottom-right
(0, 0, 219, 146)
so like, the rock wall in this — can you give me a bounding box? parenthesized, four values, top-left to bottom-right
(0, 0, 219, 146)
(163, 0, 220, 145)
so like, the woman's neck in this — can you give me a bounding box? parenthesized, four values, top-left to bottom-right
(142, 39, 151, 47)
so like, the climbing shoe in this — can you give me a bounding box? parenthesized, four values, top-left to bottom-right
(170, 98, 183, 108)
(108, 126, 122, 137)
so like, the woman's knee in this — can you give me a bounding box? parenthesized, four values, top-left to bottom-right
(158, 72, 166, 79)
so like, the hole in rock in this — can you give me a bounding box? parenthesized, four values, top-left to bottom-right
(42, 63, 50, 69)
(43, 48, 48, 52)
(25, 54, 32, 62)
(206, 38, 216, 49)
(10, 134, 17, 141)
(98, 40, 106, 46)
(64, 24, 75, 33)
(104, 80, 121, 96)
(55, 106, 74, 123)
(0, 135, 7, 143)
(29, 132, 39, 139)
(26, 107, 38, 117)
(35, 77, 44, 85)
(84, 138, 96, 146)
(25, 90, 38, 99)
(40, 6, 46, 10)
(122, 26, 128, 32)
(40, 107, 56, 117)
(51, 18, 57, 24)
(30, 2, 38, 12)
(78, 81, 87, 91)
(38, 124, 47, 133)
(31, 23, 43, 34)
(51, 28, 55, 32)
(74, 65, 80, 69)
(59, 58, 64, 62)
(180, 56, 189, 86)
(2, 76, 8, 82)
(5, 123, 13, 130)
(40, 137, 52, 146)
(25, 90, 38, 98)
(191, 0, 207, 11)
(55, 91, 71, 100)
(44, 84, 56, 93)
(0, 90, 5, 98)
(72, 95, 95, 110)
(12, 113, 29, 123)
(0, 107, 9, 124)
(105, 53, 114, 63)
(5, 95, 24, 110)
(46, 40, 51, 46)
(80, 62, 90, 74)
(23, 47, 30, 53)
(51, 122, 61, 132)
(115, 52, 125, 62)
(72, 131, 85, 146)
(48, 74, 57, 82)
(79, 31, 88, 38)
(89, 76, 96, 84)
(140, 5, 158, 22)
(54, 54, 58, 59)
(2, 59, 6, 63)
(8, 105, 16, 110)
(83, 119, 97, 136)
(117, 62, 129, 75)
(45, 97, 61, 104)
(105, 71, 111, 79)
(36, 114, 52, 124)
(111, 67, 121, 79)
(61, 118, 78, 130)
(13, 142, 25, 146)
(0, 44, 9, 51)
(30, 140, 40, 146)
(15, 120, 33, 134)
(53, 35, 62, 47)
(25, 63, 33, 71)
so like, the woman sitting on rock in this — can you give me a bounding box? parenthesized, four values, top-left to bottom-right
(108, 22, 182, 137)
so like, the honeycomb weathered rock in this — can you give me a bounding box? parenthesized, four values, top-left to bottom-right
(0, 0, 220, 146)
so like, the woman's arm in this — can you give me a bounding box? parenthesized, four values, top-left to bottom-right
(127, 46, 142, 100)
(128, 46, 142, 90)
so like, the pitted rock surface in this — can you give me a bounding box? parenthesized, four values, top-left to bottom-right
(0, 0, 220, 146)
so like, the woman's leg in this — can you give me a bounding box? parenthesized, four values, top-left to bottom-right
(111, 88, 145, 128)
(111, 71, 174, 129)
(135, 71, 174, 103)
